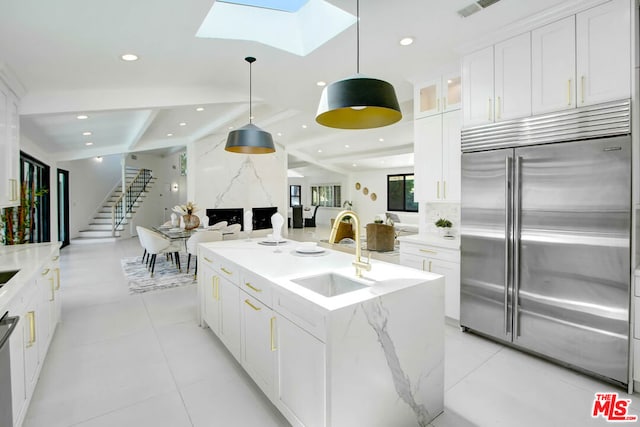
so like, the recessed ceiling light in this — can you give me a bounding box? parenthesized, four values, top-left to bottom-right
(196, 107, 205, 112)
(352, 163, 357, 167)
(83, 131, 92, 136)
(76, 115, 89, 120)
(379, 138, 384, 142)
(302, 124, 308, 129)
(317, 149, 322, 153)
(344, 144, 350, 148)
(277, 132, 283, 137)
(317, 81, 326, 87)
(179, 122, 187, 127)
(399, 37, 414, 46)
(95, 156, 103, 162)
(121, 53, 139, 61)
(85, 142, 93, 146)
(228, 126, 234, 130)
(447, 79, 453, 84)
(167, 133, 173, 137)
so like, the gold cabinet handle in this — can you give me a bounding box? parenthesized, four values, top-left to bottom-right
(52, 255, 59, 261)
(26, 311, 36, 347)
(270, 317, 277, 352)
(428, 261, 433, 272)
(567, 79, 572, 106)
(244, 282, 262, 293)
(419, 248, 437, 254)
(204, 257, 213, 264)
(581, 75, 585, 104)
(488, 98, 492, 121)
(437, 98, 440, 112)
(55, 268, 60, 290)
(497, 96, 501, 120)
(244, 299, 261, 311)
(49, 277, 55, 301)
(212, 276, 219, 300)
(436, 181, 440, 199)
(41, 268, 50, 276)
(422, 259, 426, 271)
(443, 181, 447, 199)
(220, 267, 232, 276)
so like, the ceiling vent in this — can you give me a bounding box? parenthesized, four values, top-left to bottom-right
(457, 0, 501, 18)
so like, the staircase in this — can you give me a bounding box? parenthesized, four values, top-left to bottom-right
(75, 167, 156, 243)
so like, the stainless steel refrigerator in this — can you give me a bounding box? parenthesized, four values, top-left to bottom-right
(460, 99, 631, 385)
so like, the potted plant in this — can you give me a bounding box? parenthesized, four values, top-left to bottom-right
(435, 218, 453, 238)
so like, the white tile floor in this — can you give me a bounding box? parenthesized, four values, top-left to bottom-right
(23, 234, 640, 427)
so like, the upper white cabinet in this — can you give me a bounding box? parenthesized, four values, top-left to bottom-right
(462, 46, 494, 126)
(414, 110, 461, 202)
(495, 32, 532, 121)
(531, 16, 577, 114)
(464, 0, 631, 122)
(414, 72, 461, 119)
(0, 78, 20, 208)
(576, 0, 631, 106)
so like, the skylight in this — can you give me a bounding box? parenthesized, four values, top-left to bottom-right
(196, 0, 356, 56)
(220, 0, 310, 13)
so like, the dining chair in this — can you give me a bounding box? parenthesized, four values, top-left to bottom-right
(186, 230, 223, 275)
(137, 227, 183, 276)
(207, 220, 228, 230)
(304, 205, 320, 228)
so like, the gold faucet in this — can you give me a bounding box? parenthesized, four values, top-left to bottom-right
(329, 210, 371, 277)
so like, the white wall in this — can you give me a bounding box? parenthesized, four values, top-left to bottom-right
(57, 154, 122, 239)
(348, 167, 418, 229)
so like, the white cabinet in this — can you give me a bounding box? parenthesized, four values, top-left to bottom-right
(494, 32, 532, 121)
(275, 313, 325, 427)
(414, 110, 461, 202)
(462, 46, 494, 126)
(414, 72, 461, 119)
(400, 240, 460, 320)
(240, 292, 276, 398)
(576, 0, 631, 106)
(199, 257, 240, 360)
(463, 33, 532, 126)
(531, 16, 576, 114)
(0, 78, 20, 208)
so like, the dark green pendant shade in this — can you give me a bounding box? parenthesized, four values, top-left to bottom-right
(225, 56, 275, 154)
(316, 75, 402, 129)
(225, 123, 275, 154)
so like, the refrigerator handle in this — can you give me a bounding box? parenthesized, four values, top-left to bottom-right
(504, 156, 512, 335)
(513, 156, 522, 338)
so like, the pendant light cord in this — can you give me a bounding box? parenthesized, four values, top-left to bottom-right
(356, 0, 360, 74)
(249, 59, 253, 124)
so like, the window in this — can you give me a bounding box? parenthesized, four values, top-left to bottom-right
(387, 174, 418, 212)
(21, 152, 51, 243)
(289, 185, 301, 206)
(310, 185, 341, 207)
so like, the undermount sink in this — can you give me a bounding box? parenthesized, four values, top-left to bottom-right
(0, 269, 20, 287)
(291, 272, 369, 297)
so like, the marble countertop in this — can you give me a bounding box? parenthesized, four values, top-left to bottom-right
(199, 238, 442, 312)
(398, 232, 460, 250)
(0, 242, 61, 314)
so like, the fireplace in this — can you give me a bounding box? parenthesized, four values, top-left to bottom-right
(206, 208, 244, 230)
(252, 207, 278, 230)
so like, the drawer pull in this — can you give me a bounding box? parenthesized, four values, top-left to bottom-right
(55, 268, 61, 290)
(26, 311, 36, 347)
(244, 299, 261, 311)
(212, 276, 219, 300)
(419, 249, 437, 254)
(244, 282, 262, 293)
(204, 257, 213, 264)
(221, 267, 233, 276)
(52, 255, 60, 261)
(41, 268, 50, 276)
(270, 317, 277, 351)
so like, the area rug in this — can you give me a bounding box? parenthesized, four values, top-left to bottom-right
(120, 252, 196, 294)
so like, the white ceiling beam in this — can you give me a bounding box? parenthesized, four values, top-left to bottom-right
(127, 109, 160, 151)
(286, 147, 350, 175)
(319, 143, 414, 164)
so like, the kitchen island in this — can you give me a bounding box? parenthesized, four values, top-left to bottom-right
(197, 238, 444, 427)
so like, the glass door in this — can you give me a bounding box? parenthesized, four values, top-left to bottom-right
(20, 152, 50, 243)
(57, 169, 70, 248)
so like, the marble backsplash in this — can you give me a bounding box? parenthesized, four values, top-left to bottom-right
(420, 202, 460, 235)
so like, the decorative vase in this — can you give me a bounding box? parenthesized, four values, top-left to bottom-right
(183, 213, 200, 230)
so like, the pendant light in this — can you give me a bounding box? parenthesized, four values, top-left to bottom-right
(315, 0, 402, 129)
(225, 56, 275, 154)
